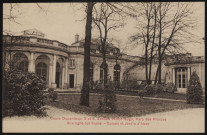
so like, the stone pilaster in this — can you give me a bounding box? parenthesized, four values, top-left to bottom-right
(172, 68, 175, 84)
(63, 58, 68, 89)
(51, 55, 57, 88)
(28, 52, 35, 72)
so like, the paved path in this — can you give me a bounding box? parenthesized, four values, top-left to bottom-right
(3, 106, 204, 133)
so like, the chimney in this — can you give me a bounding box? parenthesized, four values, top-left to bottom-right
(75, 34, 79, 42)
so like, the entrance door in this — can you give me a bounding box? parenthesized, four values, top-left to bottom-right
(69, 74, 74, 88)
(175, 67, 188, 93)
(56, 62, 61, 88)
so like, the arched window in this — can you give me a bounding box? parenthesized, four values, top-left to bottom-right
(36, 62, 47, 79)
(100, 63, 108, 82)
(114, 64, 121, 88)
(18, 61, 28, 72)
(56, 62, 60, 72)
(12, 53, 28, 70)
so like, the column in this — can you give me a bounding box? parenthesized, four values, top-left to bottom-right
(63, 58, 68, 89)
(187, 67, 191, 82)
(49, 62, 53, 88)
(62, 66, 65, 88)
(94, 64, 100, 82)
(172, 68, 175, 84)
(28, 52, 35, 72)
(51, 55, 57, 88)
(120, 65, 124, 83)
(199, 63, 202, 82)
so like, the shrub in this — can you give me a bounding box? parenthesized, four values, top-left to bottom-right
(186, 72, 203, 104)
(120, 80, 141, 90)
(94, 80, 104, 90)
(98, 80, 117, 113)
(3, 70, 47, 117)
(155, 84, 164, 93)
(48, 88, 58, 102)
(145, 84, 156, 95)
(166, 82, 177, 93)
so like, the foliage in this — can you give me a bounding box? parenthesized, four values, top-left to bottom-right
(48, 88, 58, 102)
(186, 72, 203, 104)
(3, 70, 47, 117)
(98, 80, 117, 113)
(166, 82, 177, 93)
(93, 80, 104, 90)
(155, 84, 164, 93)
(120, 80, 144, 90)
(145, 84, 156, 95)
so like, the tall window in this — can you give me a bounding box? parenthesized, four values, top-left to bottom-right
(18, 61, 28, 72)
(36, 62, 47, 79)
(100, 63, 108, 82)
(12, 53, 28, 70)
(175, 67, 188, 88)
(114, 64, 121, 88)
(70, 59, 75, 67)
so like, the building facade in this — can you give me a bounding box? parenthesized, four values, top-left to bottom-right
(3, 29, 140, 90)
(3, 29, 205, 93)
(125, 54, 205, 93)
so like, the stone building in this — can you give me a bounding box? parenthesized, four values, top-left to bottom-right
(3, 29, 205, 94)
(3, 29, 140, 90)
(125, 53, 205, 93)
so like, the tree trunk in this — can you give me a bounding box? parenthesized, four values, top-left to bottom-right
(157, 3, 162, 84)
(145, 46, 149, 84)
(80, 2, 94, 106)
(158, 53, 162, 84)
(103, 51, 107, 89)
(149, 6, 157, 84)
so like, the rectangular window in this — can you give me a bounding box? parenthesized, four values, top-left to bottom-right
(175, 67, 188, 88)
(70, 59, 75, 67)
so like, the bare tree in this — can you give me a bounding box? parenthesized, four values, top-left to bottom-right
(130, 2, 197, 85)
(129, 2, 158, 84)
(80, 2, 95, 106)
(154, 2, 196, 84)
(92, 3, 125, 88)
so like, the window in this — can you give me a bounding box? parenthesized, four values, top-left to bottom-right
(36, 62, 47, 79)
(100, 63, 108, 82)
(175, 67, 187, 88)
(18, 61, 28, 72)
(114, 64, 121, 88)
(70, 59, 75, 67)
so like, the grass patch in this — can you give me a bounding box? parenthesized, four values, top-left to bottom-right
(48, 93, 204, 118)
(90, 89, 187, 100)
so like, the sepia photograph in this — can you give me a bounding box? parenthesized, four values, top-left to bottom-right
(2, 2, 205, 133)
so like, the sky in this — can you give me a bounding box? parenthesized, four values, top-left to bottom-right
(3, 2, 205, 56)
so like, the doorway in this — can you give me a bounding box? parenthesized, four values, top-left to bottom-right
(69, 74, 74, 88)
(56, 62, 61, 88)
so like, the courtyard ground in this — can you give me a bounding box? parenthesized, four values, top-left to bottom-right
(47, 93, 204, 118)
(3, 93, 205, 133)
(3, 106, 204, 133)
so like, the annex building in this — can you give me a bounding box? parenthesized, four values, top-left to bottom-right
(3, 29, 205, 94)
